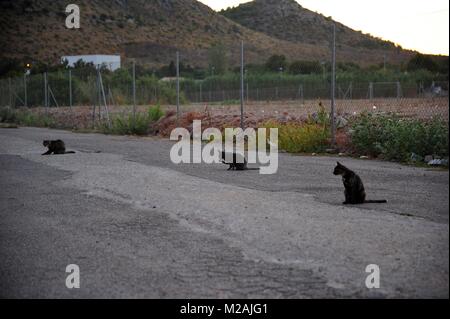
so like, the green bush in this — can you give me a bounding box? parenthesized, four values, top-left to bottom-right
(350, 113, 449, 161)
(0, 107, 19, 123)
(17, 111, 55, 127)
(263, 121, 330, 153)
(148, 104, 164, 122)
(0, 107, 55, 127)
(103, 113, 150, 135)
(102, 74, 187, 105)
(102, 105, 166, 136)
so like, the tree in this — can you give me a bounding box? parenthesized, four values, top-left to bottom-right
(407, 53, 438, 72)
(289, 60, 322, 75)
(437, 57, 449, 76)
(168, 61, 177, 77)
(265, 55, 288, 73)
(0, 58, 23, 78)
(208, 42, 228, 75)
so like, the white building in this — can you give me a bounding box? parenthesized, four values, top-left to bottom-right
(61, 55, 121, 71)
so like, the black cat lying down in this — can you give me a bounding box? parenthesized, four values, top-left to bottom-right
(333, 162, 387, 204)
(221, 151, 259, 171)
(42, 140, 76, 155)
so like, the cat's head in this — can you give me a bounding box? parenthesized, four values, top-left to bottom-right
(333, 162, 348, 175)
(43, 140, 50, 147)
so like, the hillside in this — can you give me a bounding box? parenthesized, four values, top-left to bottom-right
(221, 0, 397, 51)
(0, 0, 414, 68)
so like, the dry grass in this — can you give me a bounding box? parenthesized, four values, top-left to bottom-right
(20, 97, 448, 138)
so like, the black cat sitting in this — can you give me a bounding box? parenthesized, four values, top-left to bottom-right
(334, 162, 387, 205)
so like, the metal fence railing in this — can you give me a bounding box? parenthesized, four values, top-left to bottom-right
(0, 65, 448, 124)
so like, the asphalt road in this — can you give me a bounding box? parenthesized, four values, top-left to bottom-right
(0, 127, 448, 298)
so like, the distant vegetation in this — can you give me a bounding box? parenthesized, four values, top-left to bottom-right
(1, 0, 442, 76)
(0, 52, 448, 107)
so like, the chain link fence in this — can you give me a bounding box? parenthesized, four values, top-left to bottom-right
(0, 62, 448, 126)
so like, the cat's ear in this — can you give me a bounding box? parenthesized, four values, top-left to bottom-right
(337, 161, 341, 166)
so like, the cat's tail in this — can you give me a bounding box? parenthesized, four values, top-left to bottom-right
(64, 151, 76, 154)
(365, 200, 387, 204)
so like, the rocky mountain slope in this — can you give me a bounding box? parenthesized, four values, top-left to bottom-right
(221, 0, 397, 50)
(0, 0, 415, 67)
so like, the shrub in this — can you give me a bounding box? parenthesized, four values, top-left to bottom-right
(350, 113, 449, 161)
(148, 104, 164, 122)
(308, 102, 329, 127)
(157, 85, 188, 105)
(289, 60, 322, 75)
(103, 113, 150, 135)
(102, 105, 166, 136)
(0, 107, 18, 123)
(263, 120, 330, 153)
(0, 107, 55, 127)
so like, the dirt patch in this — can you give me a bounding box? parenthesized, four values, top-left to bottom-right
(23, 97, 448, 134)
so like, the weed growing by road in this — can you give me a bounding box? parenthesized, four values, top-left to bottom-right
(0, 107, 55, 127)
(263, 120, 330, 153)
(101, 105, 166, 135)
(350, 113, 449, 162)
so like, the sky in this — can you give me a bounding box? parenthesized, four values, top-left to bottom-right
(198, 0, 449, 55)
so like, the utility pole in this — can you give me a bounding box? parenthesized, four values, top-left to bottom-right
(240, 41, 244, 130)
(330, 23, 337, 147)
(176, 51, 180, 123)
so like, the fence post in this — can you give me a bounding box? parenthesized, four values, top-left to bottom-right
(199, 82, 202, 103)
(330, 23, 337, 147)
(396, 81, 401, 99)
(132, 60, 136, 126)
(301, 84, 305, 104)
(369, 82, 374, 101)
(97, 71, 102, 120)
(44, 73, 48, 112)
(246, 82, 249, 103)
(24, 74, 27, 108)
(92, 75, 97, 127)
(240, 41, 244, 129)
(98, 69, 111, 128)
(298, 84, 304, 104)
(69, 69, 72, 108)
(176, 51, 180, 123)
(8, 78, 12, 107)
